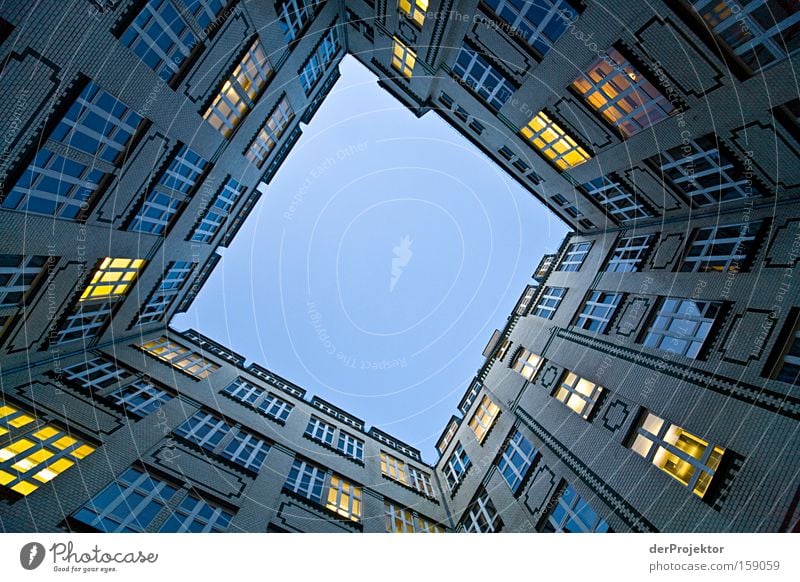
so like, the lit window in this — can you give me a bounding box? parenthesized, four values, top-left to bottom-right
(80, 257, 145, 302)
(380, 451, 408, 483)
(138, 336, 220, 379)
(575, 291, 622, 333)
(543, 484, 610, 532)
(461, 489, 502, 532)
(468, 395, 500, 444)
(284, 458, 326, 503)
(391, 37, 416, 78)
(398, 0, 428, 27)
(337, 431, 364, 462)
(326, 475, 362, 522)
(553, 371, 604, 419)
(305, 416, 335, 445)
(444, 443, 471, 491)
(0, 255, 49, 307)
(191, 178, 246, 243)
(557, 241, 591, 271)
(690, 0, 800, 72)
(299, 26, 340, 93)
(643, 298, 720, 359)
(511, 348, 544, 380)
(120, 0, 197, 82)
(629, 410, 725, 498)
(484, 0, 579, 58)
(135, 261, 195, 325)
(277, 0, 323, 42)
(417, 515, 445, 532)
(246, 97, 294, 168)
(175, 411, 270, 471)
(533, 287, 566, 320)
(203, 39, 272, 137)
(655, 134, 761, 206)
(497, 429, 537, 493)
(521, 111, 591, 170)
(572, 48, 675, 136)
(112, 380, 172, 418)
(63, 355, 133, 391)
(54, 301, 113, 345)
(604, 234, 652, 273)
(223, 378, 293, 421)
(581, 175, 652, 222)
(452, 45, 517, 110)
(681, 221, 760, 273)
(0, 404, 95, 496)
(385, 501, 415, 532)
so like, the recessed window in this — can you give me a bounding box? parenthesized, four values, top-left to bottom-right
(444, 442, 471, 491)
(63, 355, 133, 392)
(575, 291, 622, 333)
(285, 458, 326, 503)
(484, 0, 579, 58)
(398, 0, 428, 27)
(337, 431, 364, 461)
(111, 380, 173, 418)
(191, 178, 246, 243)
(604, 234, 652, 272)
(542, 483, 610, 532)
(187, 0, 231, 31)
(581, 175, 652, 222)
(54, 301, 114, 345)
(0, 255, 49, 307)
(643, 298, 720, 359)
(277, 0, 322, 42)
(533, 287, 566, 319)
(326, 475, 362, 522)
(497, 429, 537, 493)
(80, 257, 145, 302)
(385, 501, 415, 532)
(553, 371, 604, 419)
(175, 410, 271, 471)
(452, 44, 517, 110)
(246, 97, 294, 168)
(571, 48, 675, 136)
(391, 37, 416, 78)
(299, 26, 341, 93)
(0, 403, 95, 496)
(408, 465, 435, 497)
(461, 489, 502, 532)
(203, 39, 273, 138)
(681, 221, 761, 273)
(468, 395, 500, 443)
(223, 378, 294, 422)
(306, 415, 335, 445)
(772, 312, 800, 385)
(135, 261, 195, 325)
(511, 348, 544, 380)
(521, 111, 591, 170)
(557, 241, 591, 271)
(380, 451, 408, 483)
(628, 410, 725, 498)
(138, 336, 220, 379)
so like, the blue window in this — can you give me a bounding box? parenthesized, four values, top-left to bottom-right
(484, 0, 579, 58)
(305, 416, 335, 445)
(190, 178, 245, 243)
(581, 175, 652, 222)
(135, 261, 195, 325)
(557, 241, 591, 271)
(175, 411, 230, 449)
(284, 458, 326, 503)
(444, 442, 471, 491)
(0, 255, 48, 307)
(532, 286, 566, 319)
(452, 45, 517, 110)
(299, 26, 340, 93)
(643, 298, 720, 359)
(220, 429, 270, 471)
(223, 378, 294, 422)
(175, 410, 270, 471)
(497, 429, 537, 493)
(278, 0, 322, 42)
(185, 0, 229, 31)
(54, 301, 113, 345)
(159, 493, 234, 532)
(575, 291, 622, 333)
(112, 380, 173, 418)
(543, 484, 610, 532)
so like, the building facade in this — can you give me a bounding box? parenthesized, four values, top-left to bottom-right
(1, 0, 798, 532)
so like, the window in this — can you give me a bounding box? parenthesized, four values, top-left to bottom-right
(444, 443, 471, 491)
(246, 97, 294, 168)
(681, 221, 760, 273)
(221, 429, 271, 471)
(384, 501, 415, 532)
(299, 26, 340, 93)
(656, 134, 760, 206)
(581, 175, 652, 222)
(120, 0, 197, 82)
(138, 336, 220, 379)
(54, 301, 114, 345)
(222, 378, 294, 422)
(604, 234, 652, 272)
(398, 0, 428, 27)
(629, 410, 725, 498)
(277, 0, 322, 42)
(468, 395, 500, 444)
(690, 0, 800, 72)
(521, 111, 591, 170)
(533, 287, 566, 319)
(175, 411, 229, 449)
(185, 0, 230, 31)
(497, 429, 537, 493)
(380, 451, 408, 483)
(557, 241, 591, 271)
(575, 291, 622, 333)
(80, 257, 145, 302)
(63, 355, 132, 391)
(191, 178, 246, 243)
(543, 484, 610, 532)
(337, 431, 364, 461)
(112, 380, 172, 418)
(284, 458, 326, 503)
(203, 39, 272, 138)
(773, 314, 800, 385)
(257, 392, 294, 422)
(159, 492, 234, 532)
(571, 48, 675, 136)
(461, 489, 502, 532)
(175, 411, 270, 471)
(129, 191, 182, 235)
(452, 45, 517, 110)
(135, 261, 195, 325)
(553, 371, 604, 419)
(511, 348, 544, 380)
(306, 416, 335, 445)
(408, 466, 435, 497)
(0, 255, 48, 308)
(484, 0, 579, 58)
(417, 516, 445, 533)
(643, 298, 720, 359)
(326, 475, 362, 522)
(391, 37, 416, 78)
(0, 403, 95, 496)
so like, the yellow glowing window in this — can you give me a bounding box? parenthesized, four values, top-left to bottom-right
(511, 348, 543, 381)
(138, 336, 220, 379)
(398, 0, 428, 27)
(629, 411, 725, 498)
(418, 516, 444, 533)
(521, 111, 591, 170)
(80, 257, 145, 302)
(326, 476, 362, 522)
(392, 38, 416, 79)
(553, 371, 603, 419)
(380, 451, 408, 484)
(385, 502, 415, 532)
(0, 403, 96, 496)
(468, 395, 500, 443)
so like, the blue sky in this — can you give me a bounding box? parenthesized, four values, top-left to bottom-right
(172, 56, 568, 462)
